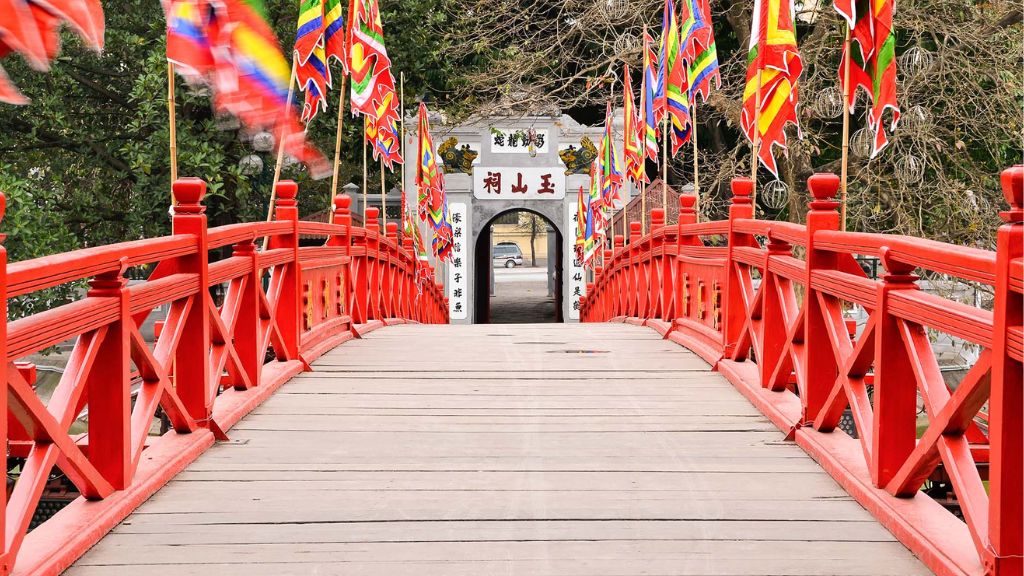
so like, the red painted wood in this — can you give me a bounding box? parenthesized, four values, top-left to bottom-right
(581, 166, 1024, 576)
(0, 177, 447, 575)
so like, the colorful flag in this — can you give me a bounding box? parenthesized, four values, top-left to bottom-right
(166, 0, 213, 80)
(323, 0, 346, 65)
(641, 32, 660, 163)
(347, 0, 392, 116)
(575, 185, 587, 261)
(681, 0, 721, 104)
(622, 65, 646, 185)
(740, 0, 803, 177)
(416, 102, 448, 232)
(205, 0, 328, 176)
(583, 159, 604, 264)
(294, 0, 331, 122)
(366, 70, 403, 168)
(835, 0, 899, 156)
(662, 0, 692, 155)
(294, 0, 323, 64)
(600, 102, 625, 211)
(1, 0, 105, 104)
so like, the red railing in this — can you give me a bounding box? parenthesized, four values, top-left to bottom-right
(582, 167, 1023, 576)
(0, 177, 447, 575)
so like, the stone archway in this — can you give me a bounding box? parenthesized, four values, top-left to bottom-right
(473, 207, 563, 324)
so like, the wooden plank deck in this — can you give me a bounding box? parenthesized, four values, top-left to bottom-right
(68, 323, 930, 575)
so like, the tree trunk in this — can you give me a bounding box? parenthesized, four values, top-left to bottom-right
(529, 216, 537, 267)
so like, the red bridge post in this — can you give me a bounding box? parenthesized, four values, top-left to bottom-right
(328, 194, 353, 326)
(723, 178, 754, 358)
(803, 174, 842, 425)
(628, 222, 641, 317)
(989, 165, 1023, 575)
(171, 178, 213, 425)
(269, 181, 302, 362)
(0, 193, 6, 571)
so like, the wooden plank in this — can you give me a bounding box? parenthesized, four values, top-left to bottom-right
(68, 323, 930, 575)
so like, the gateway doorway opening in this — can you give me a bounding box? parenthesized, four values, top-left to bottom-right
(474, 209, 563, 324)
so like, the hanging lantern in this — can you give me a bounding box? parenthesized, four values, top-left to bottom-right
(252, 131, 275, 152)
(894, 154, 924, 184)
(614, 32, 641, 59)
(601, 0, 630, 22)
(238, 154, 263, 176)
(850, 128, 873, 158)
(898, 46, 935, 79)
(761, 180, 789, 211)
(814, 86, 844, 119)
(901, 105, 931, 130)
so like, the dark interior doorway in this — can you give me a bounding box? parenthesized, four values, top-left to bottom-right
(474, 209, 563, 324)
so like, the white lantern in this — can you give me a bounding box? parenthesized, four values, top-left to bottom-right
(761, 179, 789, 211)
(238, 154, 263, 176)
(252, 131, 275, 152)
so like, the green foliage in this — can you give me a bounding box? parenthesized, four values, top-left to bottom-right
(0, 0, 455, 267)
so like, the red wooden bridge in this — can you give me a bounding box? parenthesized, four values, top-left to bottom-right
(0, 168, 1019, 575)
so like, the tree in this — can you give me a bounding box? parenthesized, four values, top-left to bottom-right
(0, 0, 456, 264)
(515, 212, 547, 266)
(441, 0, 1023, 248)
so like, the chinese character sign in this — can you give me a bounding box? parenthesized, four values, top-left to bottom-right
(564, 202, 586, 320)
(447, 203, 469, 320)
(472, 167, 566, 200)
(490, 128, 549, 154)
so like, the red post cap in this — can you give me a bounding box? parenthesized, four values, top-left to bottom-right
(731, 178, 753, 204)
(1000, 164, 1023, 223)
(333, 194, 352, 212)
(173, 177, 206, 205)
(808, 172, 841, 201)
(629, 222, 642, 236)
(614, 234, 624, 247)
(651, 208, 665, 227)
(386, 221, 398, 236)
(366, 207, 379, 218)
(275, 180, 298, 202)
(679, 194, 696, 210)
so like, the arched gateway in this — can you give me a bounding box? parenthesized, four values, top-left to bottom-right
(403, 114, 630, 323)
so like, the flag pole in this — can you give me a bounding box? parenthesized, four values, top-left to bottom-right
(661, 116, 669, 218)
(749, 68, 763, 209)
(167, 62, 178, 204)
(399, 72, 407, 238)
(380, 158, 387, 228)
(640, 180, 646, 236)
(330, 74, 348, 209)
(692, 99, 699, 221)
(261, 57, 299, 251)
(839, 25, 852, 231)
(362, 116, 368, 216)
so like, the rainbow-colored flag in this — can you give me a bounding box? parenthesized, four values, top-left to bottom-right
(622, 65, 646, 185)
(166, 0, 213, 80)
(294, 0, 331, 122)
(347, 0, 392, 116)
(681, 0, 721, 104)
(323, 0, 346, 65)
(641, 32, 660, 163)
(416, 102, 448, 233)
(584, 159, 604, 264)
(834, 0, 898, 156)
(575, 185, 588, 261)
(212, 0, 328, 176)
(662, 0, 691, 155)
(600, 102, 625, 211)
(741, 0, 803, 177)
